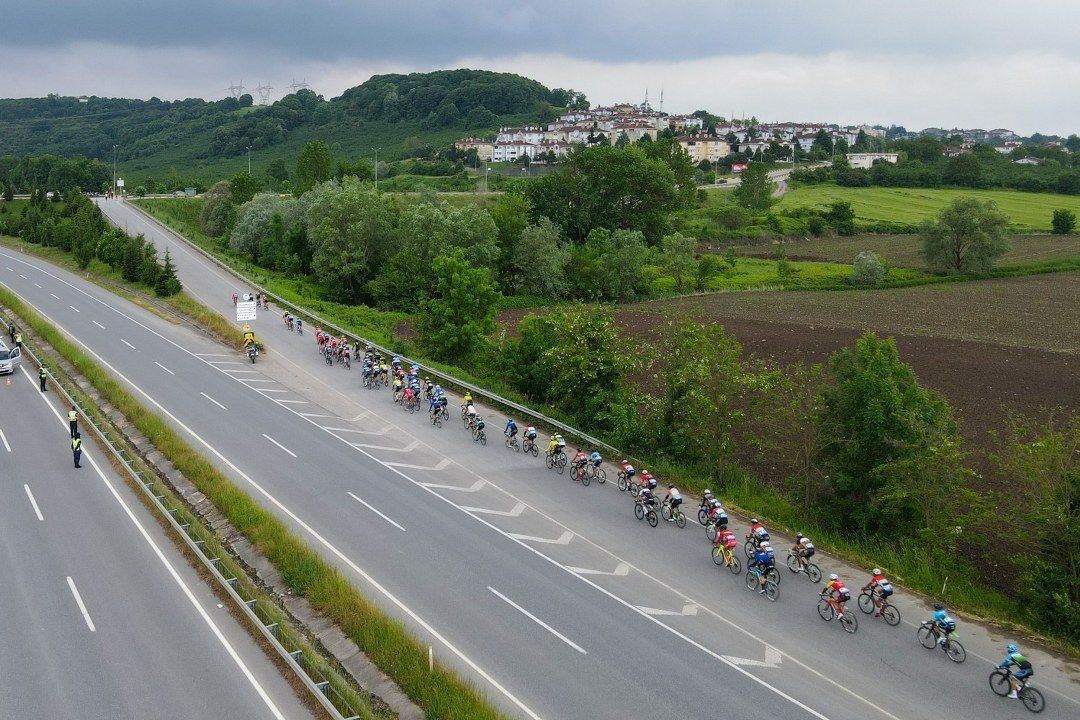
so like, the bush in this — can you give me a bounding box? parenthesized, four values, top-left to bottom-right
(851, 250, 885, 286)
(1051, 208, 1076, 235)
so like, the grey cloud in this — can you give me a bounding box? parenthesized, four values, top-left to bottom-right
(4, 1, 1080, 65)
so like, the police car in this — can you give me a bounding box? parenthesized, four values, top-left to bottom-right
(0, 340, 23, 375)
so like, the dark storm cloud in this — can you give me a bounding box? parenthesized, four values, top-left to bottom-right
(5, 0, 1079, 64)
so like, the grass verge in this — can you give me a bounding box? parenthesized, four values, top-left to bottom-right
(0, 284, 509, 720)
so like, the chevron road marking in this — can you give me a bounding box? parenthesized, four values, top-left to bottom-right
(723, 646, 783, 669)
(566, 562, 630, 577)
(508, 530, 574, 545)
(352, 439, 420, 452)
(419, 478, 486, 492)
(385, 458, 452, 472)
(637, 603, 700, 617)
(461, 501, 526, 518)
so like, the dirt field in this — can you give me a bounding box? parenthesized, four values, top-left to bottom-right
(730, 233, 1080, 269)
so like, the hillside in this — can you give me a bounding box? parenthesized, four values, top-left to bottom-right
(0, 69, 576, 187)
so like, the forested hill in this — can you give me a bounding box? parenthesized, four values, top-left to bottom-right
(0, 69, 582, 183)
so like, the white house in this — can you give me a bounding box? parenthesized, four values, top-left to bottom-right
(846, 152, 899, 169)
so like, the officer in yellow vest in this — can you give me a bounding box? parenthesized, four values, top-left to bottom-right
(68, 407, 79, 438)
(72, 433, 83, 468)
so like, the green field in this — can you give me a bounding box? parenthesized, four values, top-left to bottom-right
(777, 185, 1080, 231)
(734, 232, 1080, 269)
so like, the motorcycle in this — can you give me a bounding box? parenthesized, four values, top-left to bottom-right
(247, 344, 258, 364)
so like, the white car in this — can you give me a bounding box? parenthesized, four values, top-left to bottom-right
(0, 341, 23, 375)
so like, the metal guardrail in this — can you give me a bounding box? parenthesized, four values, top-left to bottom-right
(0, 311, 363, 720)
(126, 200, 629, 460)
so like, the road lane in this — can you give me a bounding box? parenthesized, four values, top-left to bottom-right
(0, 357, 312, 720)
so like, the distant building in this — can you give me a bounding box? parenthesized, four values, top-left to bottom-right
(846, 152, 899, 169)
(454, 138, 494, 162)
(677, 135, 731, 163)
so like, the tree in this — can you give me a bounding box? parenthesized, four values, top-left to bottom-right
(490, 193, 532, 286)
(229, 171, 260, 205)
(0, 183, 10, 202)
(307, 179, 395, 303)
(587, 228, 649, 302)
(511, 218, 569, 297)
(642, 138, 697, 207)
(920, 197, 1010, 274)
(943, 153, 982, 187)
(851, 250, 885, 286)
(294, 140, 334, 195)
(1051, 208, 1076, 234)
(200, 181, 233, 236)
(655, 321, 750, 468)
(154, 248, 182, 296)
(660, 231, 696, 292)
(368, 250, 428, 310)
(826, 200, 856, 236)
(615, 131, 630, 148)
(265, 158, 289, 188)
(733, 163, 775, 211)
(416, 251, 499, 362)
(335, 157, 374, 182)
(817, 333, 958, 534)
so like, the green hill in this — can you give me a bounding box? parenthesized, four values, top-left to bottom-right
(0, 69, 578, 188)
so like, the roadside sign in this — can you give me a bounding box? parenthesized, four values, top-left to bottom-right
(236, 301, 257, 321)
(116, 178, 125, 188)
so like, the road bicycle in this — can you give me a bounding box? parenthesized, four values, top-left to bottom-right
(616, 469, 639, 494)
(704, 514, 729, 542)
(697, 498, 714, 526)
(785, 550, 822, 583)
(634, 498, 659, 528)
(988, 667, 1045, 713)
(817, 596, 858, 633)
(545, 450, 567, 474)
(522, 437, 539, 457)
(745, 566, 779, 601)
(430, 410, 442, 428)
(660, 498, 686, 528)
(856, 588, 901, 626)
(744, 533, 770, 559)
(473, 427, 487, 445)
(711, 544, 742, 574)
(917, 622, 966, 663)
(585, 464, 606, 485)
(505, 433, 520, 452)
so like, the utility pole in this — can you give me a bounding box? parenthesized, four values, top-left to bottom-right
(371, 147, 379, 190)
(112, 145, 118, 196)
(246, 146, 252, 174)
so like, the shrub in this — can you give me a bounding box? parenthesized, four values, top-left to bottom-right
(1051, 208, 1076, 235)
(851, 250, 885, 286)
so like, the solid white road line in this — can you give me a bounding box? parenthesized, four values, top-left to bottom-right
(200, 392, 227, 410)
(92, 320, 106, 329)
(121, 339, 136, 350)
(50, 293, 60, 299)
(24, 484, 44, 521)
(19, 365, 287, 719)
(66, 577, 96, 632)
(154, 361, 175, 376)
(69, 305, 80, 313)
(0, 428, 10, 452)
(488, 586, 585, 655)
(347, 492, 406, 532)
(261, 434, 296, 458)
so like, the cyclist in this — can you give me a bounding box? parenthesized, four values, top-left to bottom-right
(461, 392, 473, 414)
(747, 518, 769, 553)
(748, 542, 776, 594)
(295, 318, 303, 334)
(715, 526, 739, 565)
(643, 472, 658, 493)
(522, 424, 538, 451)
(231, 291, 238, 305)
(862, 568, 893, 617)
(998, 643, 1033, 700)
(589, 450, 603, 471)
(402, 385, 415, 407)
(708, 499, 729, 528)
(392, 376, 404, 400)
(792, 533, 815, 571)
(821, 574, 851, 616)
(429, 393, 442, 417)
(638, 484, 657, 510)
(619, 460, 636, 484)
(547, 433, 565, 458)
(663, 484, 683, 516)
(505, 418, 518, 441)
(283, 310, 293, 328)
(931, 603, 956, 646)
(465, 403, 478, 430)
(571, 448, 588, 480)
(473, 415, 486, 440)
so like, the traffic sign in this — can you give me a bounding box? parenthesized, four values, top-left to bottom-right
(236, 301, 257, 321)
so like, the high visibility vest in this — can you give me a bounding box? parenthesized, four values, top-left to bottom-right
(72, 438, 82, 451)
(14, 333, 22, 343)
(39, 368, 46, 378)
(68, 411, 78, 422)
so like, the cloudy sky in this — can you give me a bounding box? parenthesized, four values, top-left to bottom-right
(2, 1, 1078, 134)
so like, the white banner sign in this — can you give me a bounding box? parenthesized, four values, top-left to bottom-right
(236, 301, 257, 322)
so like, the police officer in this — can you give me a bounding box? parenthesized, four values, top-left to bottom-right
(14, 330, 23, 350)
(38, 366, 47, 392)
(68, 406, 78, 438)
(6, 323, 15, 343)
(71, 432, 83, 468)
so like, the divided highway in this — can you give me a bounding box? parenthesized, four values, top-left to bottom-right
(0, 197, 1066, 720)
(0, 339, 313, 719)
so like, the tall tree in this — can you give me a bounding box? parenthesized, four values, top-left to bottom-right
(511, 218, 569, 297)
(920, 197, 1010, 274)
(416, 251, 499, 362)
(660, 231, 696, 293)
(294, 140, 334, 196)
(733, 163, 775, 211)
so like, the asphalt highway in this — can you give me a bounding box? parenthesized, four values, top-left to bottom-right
(0, 197, 1060, 720)
(0, 339, 313, 719)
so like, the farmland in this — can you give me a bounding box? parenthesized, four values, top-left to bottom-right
(776, 184, 1080, 231)
(731, 232, 1080, 268)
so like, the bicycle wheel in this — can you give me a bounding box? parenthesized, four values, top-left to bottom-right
(988, 670, 1011, 697)
(646, 509, 658, 527)
(764, 581, 779, 602)
(617, 473, 628, 492)
(660, 503, 672, 522)
(857, 592, 874, 614)
(529, 444, 538, 457)
(728, 555, 742, 574)
(635, 503, 644, 520)
(917, 625, 937, 649)
(546, 454, 554, 469)
(629, 480, 640, 496)
(478, 431, 487, 446)
(698, 507, 709, 525)
(881, 603, 901, 626)
(556, 460, 564, 475)
(817, 598, 835, 621)
(744, 541, 756, 558)
(839, 613, 858, 634)
(581, 469, 590, 486)
(1020, 687, 1045, 713)
(442, 408, 450, 421)
(557, 454, 567, 468)
(806, 563, 822, 583)
(706, 523, 718, 542)
(674, 510, 686, 528)
(745, 571, 758, 591)
(595, 468, 606, 484)
(945, 639, 966, 664)
(712, 546, 726, 566)
(764, 567, 780, 586)
(786, 553, 801, 574)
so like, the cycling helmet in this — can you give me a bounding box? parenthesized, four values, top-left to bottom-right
(751, 518, 759, 524)
(647, 478, 658, 489)
(872, 568, 881, 575)
(934, 603, 944, 611)
(704, 489, 713, 496)
(795, 533, 804, 541)
(829, 573, 838, 581)
(1007, 643, 1018, 653)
